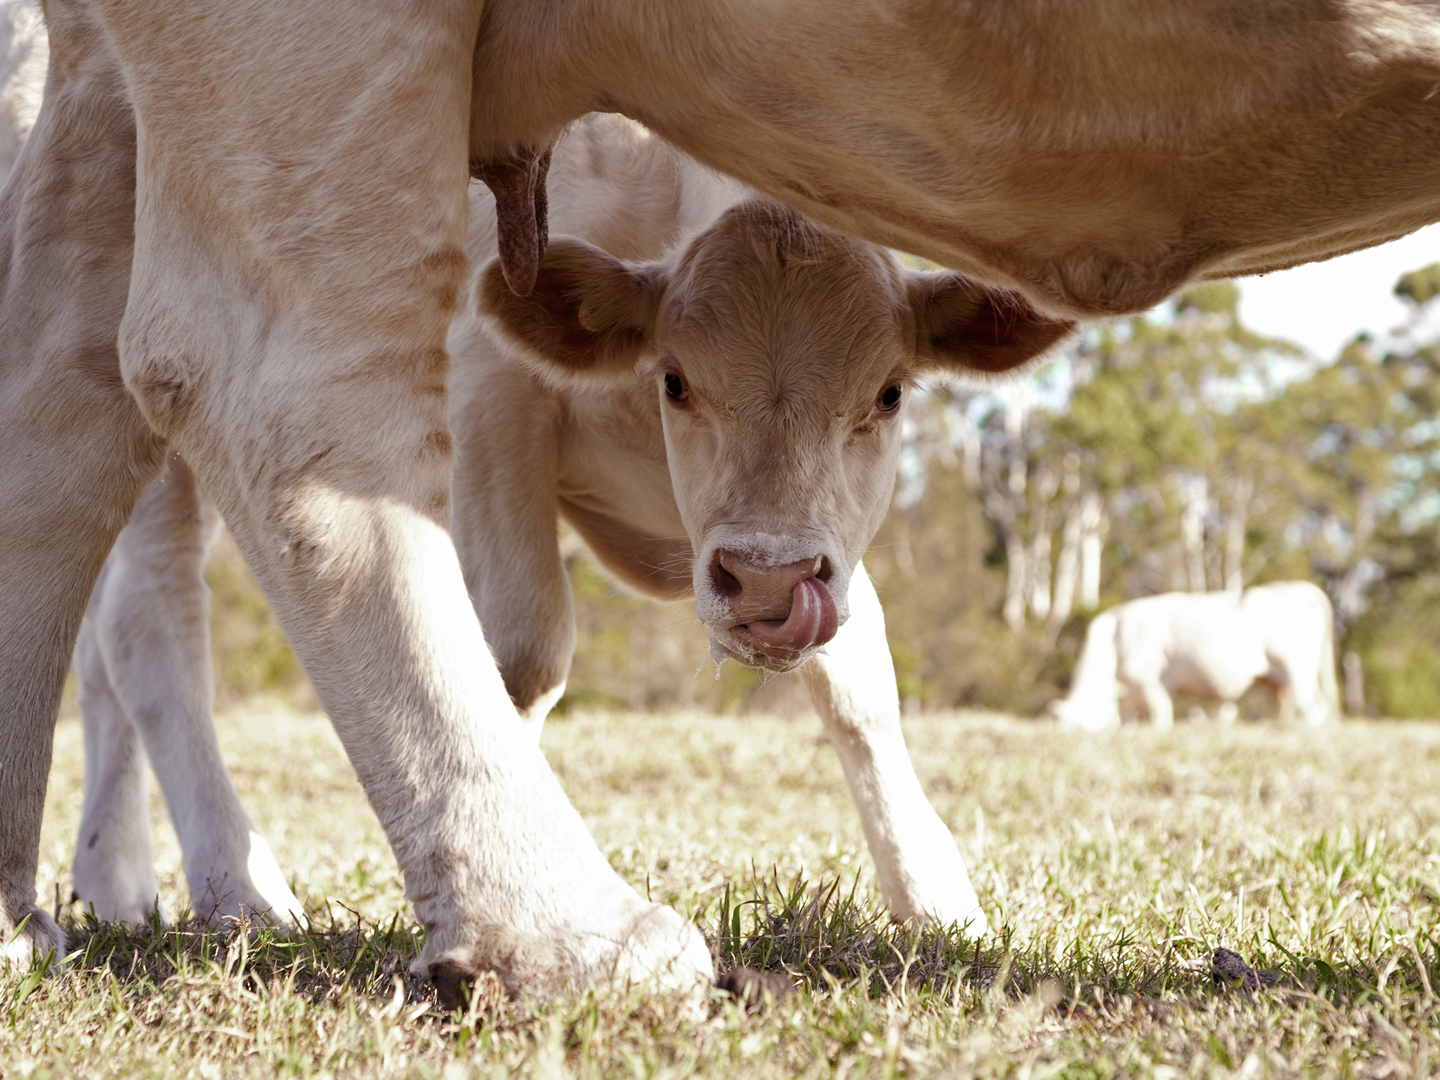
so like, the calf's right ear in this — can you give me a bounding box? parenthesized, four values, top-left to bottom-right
(908, 271, 1077, 377)
(477, 237, 662, 377)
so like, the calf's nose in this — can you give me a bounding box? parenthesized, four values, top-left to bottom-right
(711, 550, 839, 654)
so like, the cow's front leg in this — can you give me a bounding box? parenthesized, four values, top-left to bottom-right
(449, 334, 573, 735)
(75, 451, 302, 927)
(802, 564, 987, 934)
(0, 0, 166, 965)
(1138, 681, 1176, 730)
(97, 0, 708, 1000)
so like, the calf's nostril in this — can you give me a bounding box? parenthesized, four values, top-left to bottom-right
(710, 556, 743, 600)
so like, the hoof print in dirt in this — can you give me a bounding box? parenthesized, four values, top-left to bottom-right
(717, 966, 796, 1008)
(431, 960, 507, 1013)
(1210, 948, 1280, 991)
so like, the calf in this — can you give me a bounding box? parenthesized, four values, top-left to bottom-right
(69, 116, 1073, 948)
(464, 192, 1070, 928)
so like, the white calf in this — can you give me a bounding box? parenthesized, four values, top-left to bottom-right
(1053, 582, 1341, 730)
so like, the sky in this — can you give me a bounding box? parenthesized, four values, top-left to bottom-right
(1224, 223, 1440, 359)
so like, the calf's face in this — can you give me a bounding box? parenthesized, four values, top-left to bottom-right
(481, 200, 1072, 671)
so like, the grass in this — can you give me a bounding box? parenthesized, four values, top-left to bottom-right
(6, 706, 1440, 1077)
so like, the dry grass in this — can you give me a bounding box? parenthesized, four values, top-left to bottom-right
(7, 706, 1440, 1077)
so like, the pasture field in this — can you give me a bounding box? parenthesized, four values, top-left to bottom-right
(6, 706, 1440, 1078)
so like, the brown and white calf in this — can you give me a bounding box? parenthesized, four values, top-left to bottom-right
(463, 190, 1071, 929)
(69, 115, 1071, 945)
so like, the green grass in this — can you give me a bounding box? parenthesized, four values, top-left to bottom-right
(7, 708, 1440, 1077)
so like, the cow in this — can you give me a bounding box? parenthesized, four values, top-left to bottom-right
(70, 114, 1033, 941)
(5, 0, 1440, 1004)
(1051, 582, 1342, 731)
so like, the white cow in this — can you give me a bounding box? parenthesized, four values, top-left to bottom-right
(6, 0, 1440, 1003)
(1052, 582, 1341, 730)
(71, 114, 1046, 953)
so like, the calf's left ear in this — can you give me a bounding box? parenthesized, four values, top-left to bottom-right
(907, 271, 1076, 376)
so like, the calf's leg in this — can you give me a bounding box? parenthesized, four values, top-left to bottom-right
(802, 564, 987, 934)
(449, 337, 574, 734)
(0, 0, 166, 964)
(96, 0, 708, 998)
(75, 451, 301, 926)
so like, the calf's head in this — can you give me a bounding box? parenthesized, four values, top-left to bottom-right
(481, 199, 1072, 671)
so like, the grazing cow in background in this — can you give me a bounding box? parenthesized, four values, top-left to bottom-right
(6, 0, 1440, 1002)
(1052, 582, 1341, 731)
(69, 115, 1065, 948)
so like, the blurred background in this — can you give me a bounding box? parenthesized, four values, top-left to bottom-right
(203, 234, 1440, 722)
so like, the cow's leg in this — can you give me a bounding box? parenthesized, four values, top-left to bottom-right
(0, 0, 168, 965)
(801, 564, 987, 934)
(1139, 681, 1175, 730)
(94, 0, 708, 998)
(72, 611, 162, 924)
(77, 451, 302, 926)
(450, 348, 573, 735)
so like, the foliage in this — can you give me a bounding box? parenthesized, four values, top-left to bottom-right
(204, 534, 313, 708)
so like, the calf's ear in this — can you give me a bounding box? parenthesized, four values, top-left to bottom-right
(907, 270, 1076, 376)
(478, 236, 662, 377)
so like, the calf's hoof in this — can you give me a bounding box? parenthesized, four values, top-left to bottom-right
(191, 830, 304, 931)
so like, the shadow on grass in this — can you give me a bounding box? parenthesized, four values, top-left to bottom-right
(51, 903, 428, 1007)
(31, 875, 1440, 1024)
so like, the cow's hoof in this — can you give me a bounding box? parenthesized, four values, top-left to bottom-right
(1, 905, 67, 968)
(421, 900, 712, 1007)
(717, 966, 796, 1009)
(610, 902, 714, 993)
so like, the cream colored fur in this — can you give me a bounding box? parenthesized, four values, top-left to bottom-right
(4, 0, 1438, 996)
(1053, 582, 1341, 730)
(73, 450, 301, 927)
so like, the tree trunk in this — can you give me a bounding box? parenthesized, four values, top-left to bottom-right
(1078, 493, 1107, 610)
(1223, 476, 1253, 593)
(1046, 486, 1093, 640)
(1180, 474, 1208, 592)
(1026, 462, 1058, 621)
(1342, 650, 1365, 715)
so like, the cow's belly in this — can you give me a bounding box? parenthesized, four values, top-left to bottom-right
(1161, 635, 1268, 701)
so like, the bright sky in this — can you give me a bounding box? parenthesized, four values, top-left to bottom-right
(1225, 223, 1440, 359)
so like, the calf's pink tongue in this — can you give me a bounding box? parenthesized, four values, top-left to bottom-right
(745, 577, 839, 651)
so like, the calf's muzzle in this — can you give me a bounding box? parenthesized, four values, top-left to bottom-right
(711, 550, 840, 657)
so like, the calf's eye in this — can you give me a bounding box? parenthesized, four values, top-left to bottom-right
(877, 383, 903, 413)
(664, 372, 689, 403)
